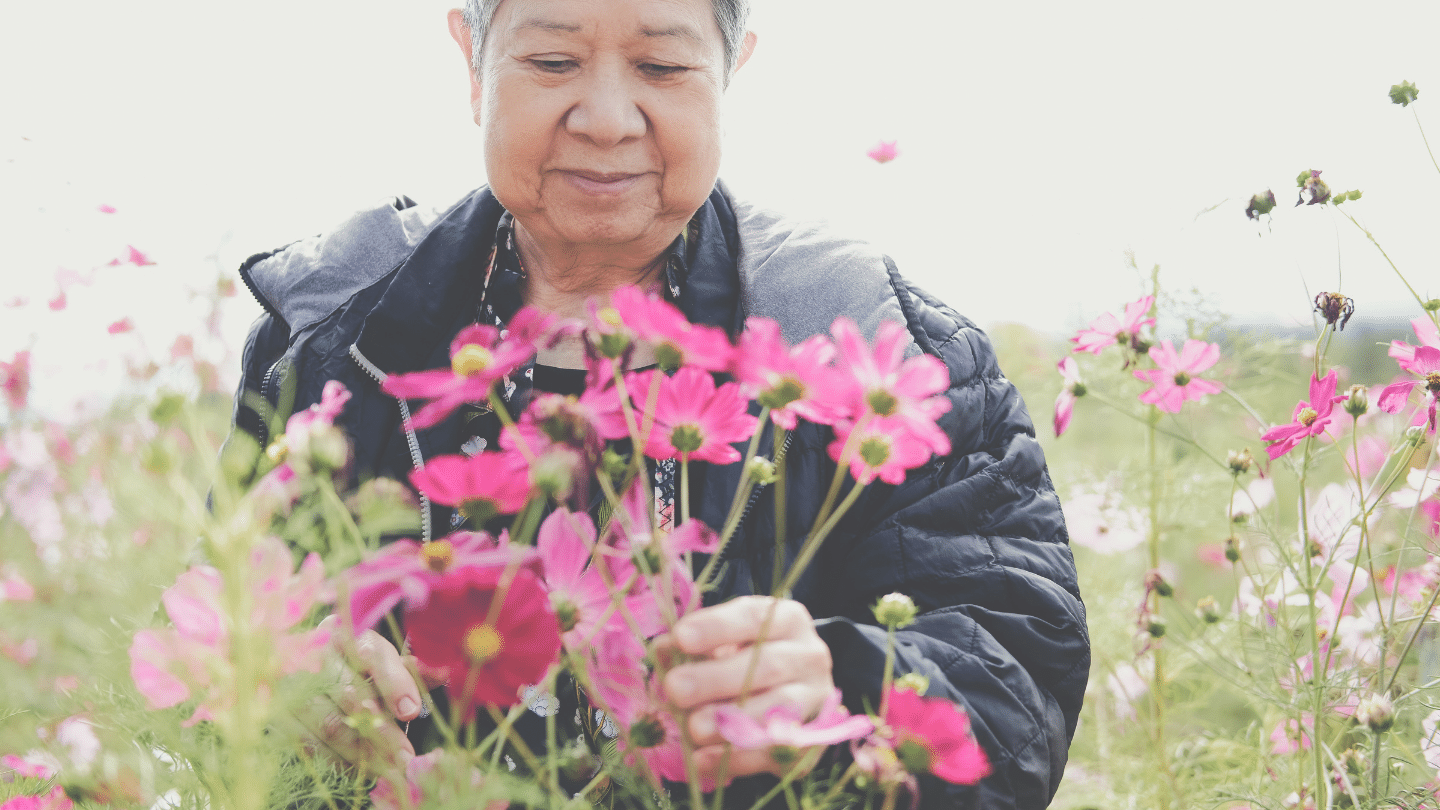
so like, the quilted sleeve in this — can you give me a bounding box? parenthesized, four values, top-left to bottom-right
(815, 278, 1088, 810)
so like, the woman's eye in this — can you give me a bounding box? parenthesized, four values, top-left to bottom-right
(639, 63, 687, 78)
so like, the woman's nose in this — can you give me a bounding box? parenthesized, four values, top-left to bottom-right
(564, 66, 648, 146)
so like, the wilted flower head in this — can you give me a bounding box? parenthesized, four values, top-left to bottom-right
(1390, 80, 1419, 107)
(1354, 693, 1395, 732)
(1245, 190, 1277, 221)
(1227, 448, 1255, 474)
(1314, 292, 1355, 331)
(1296, 169, 1332, 206)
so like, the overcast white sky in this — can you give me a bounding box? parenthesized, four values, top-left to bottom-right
(3, 0, 1439, 415)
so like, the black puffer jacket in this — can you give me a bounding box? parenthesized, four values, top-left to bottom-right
(228, 184, 1087, 809)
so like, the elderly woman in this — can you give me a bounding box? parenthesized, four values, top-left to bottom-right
(228, 0, 1087, 807)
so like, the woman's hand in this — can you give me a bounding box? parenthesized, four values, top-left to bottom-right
(657, 596, 836, 779)
(299, 616, 441, 771)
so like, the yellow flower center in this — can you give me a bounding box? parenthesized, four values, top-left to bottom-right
(463, 624, 504, 664)
(1427, 372, 1440, 393)
(598, 307, 624, 328)
(451, 345, 495, 378)
(1297, 407, 1319, 427)
(266, 435, 289, 464)
(420, 540, 454, 573)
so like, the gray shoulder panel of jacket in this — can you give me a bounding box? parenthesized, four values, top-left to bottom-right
(720, 180, 920, 358)
(246, 197, 450, 335)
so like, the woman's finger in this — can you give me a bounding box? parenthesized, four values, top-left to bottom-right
(670, 597, 814, 656)
(685, 681, 819, 747)
(664, 637, 831, 709)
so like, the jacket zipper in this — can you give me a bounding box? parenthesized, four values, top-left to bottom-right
(723, 430, 794, 568)
(349, 343, 433, 542)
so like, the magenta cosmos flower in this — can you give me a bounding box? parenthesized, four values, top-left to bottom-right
(535, 507, 661, 650)
(381, 308, 554, 430)
(1053, 357, 1085, 437)
(599, 479, 718, 624)
(405, 563, 562, 719)
(734, 317, 848, 429)
(410, 450, 533, 525)
(1071, 296, 1155, 356)
(715, 687, 875, 754)
(867, 140, 899, 164)
(1378, 345, 1440, 433)
(1261, 370, 1348, 459)
(610, 285, 733, 372)
(881, 687, 991, 785)
(830, 414, 942, 486)
(1133, 339, 1222, 413)
(343, 531, 532, 634)
(128, 538, 330, 726)
(1389, 316, 1440, 367)
(624, 366, 759, 464)
(0, 786, 73, 810)
(831, 318, 951, 449)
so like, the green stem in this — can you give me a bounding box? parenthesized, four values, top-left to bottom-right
(1144, 412, 1174, 810)
(879, 627, 898, 717)
(778, 481, 866, 597)
(1339, 209, 1436, 324)
(1415, 108, 1440, 179)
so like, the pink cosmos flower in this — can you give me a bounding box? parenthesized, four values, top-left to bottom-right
(611, 679, 704, 789)
(128, 538, 330, 725)
(405, 564, 561, 719)
(0, 786, 73, 810)
(410, 450, 533, 524)
(1346, 434, 1389, 480)
(1378, 345, 1440, 433)
(47, 292, 66, 311)
(875, 687, 990, 786)
(170, 335, 195, 362)
(734, 317, 849, 430)
(716, 687, 875, 754)
(343, 531, 534, 634)
(867, 140, 899, 163)
(1053, 357, 1084, 437)
(610, 285, 733, 372)
(1261, 370, 1348, 459)
(369, 750, 503, 810)
(97, 204, 117, 214)
(585, 624, 650, 730)
(55, 267, 94, 291)
(535, 508, 661, 648)
(625, 367, 759, 464)
(0, 351, 29, 411)
(1, 573, 35, 602)
(382, 308, 555, 430)
(1389, 316, 1440, 368)
(1133, 339, 1222, 413)
(832, 318, 951, 443)
(599, 479, 718, 624)
(829, 414, 940, 486)
(4, 297, 26, 308)
(106, 317, 134, 335)
(1, 753, 55, 779)
(1071, 296, 1155, 356)
(1269, 714, 1314, 755)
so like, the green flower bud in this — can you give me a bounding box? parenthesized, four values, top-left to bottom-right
(1146, 570, 1173, 598)
(601, 448, 630, 479)
(1224, 537, 1241, 563)
(873, 593, 919, 629)
(1196, 596, 1221, 624)
(1343, 385, 1368, 418)
(1390, 80, 1419, 107)
(745, 457, 777, 486)
(894, 673, 930, 694)
(1147, 617, 1167, 638)
(1423, 299, 1440, 313)
(1353, 693, 1395, 733)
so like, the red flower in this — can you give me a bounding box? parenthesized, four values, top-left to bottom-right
(1133, 339, 1222, 413)
(1071, 296, 1155, 355)
(404, 564, 561, 719)
(1378, 345, 1440, 433)
(625, 366, 758, 464)
(382, 309, 554, 430)
(410, 451, 533, 525)
(610, 285, 733, 372)
(734, 317, 849, 429)
(1261, 370, 1348, 459)
(883, 687, 990, 785)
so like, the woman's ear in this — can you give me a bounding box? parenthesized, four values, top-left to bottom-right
(734, 31, 757, 74)
(447, 9, 484, 119)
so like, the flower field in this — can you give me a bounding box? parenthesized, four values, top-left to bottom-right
(2, 82, 1440, 810)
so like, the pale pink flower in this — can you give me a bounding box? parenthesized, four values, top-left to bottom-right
(1269, 714, 1314, 755)
(716, 688, 874, 752)
(1104, 659, 1152, 721)
(611, 285, 733, 372)
(1390, 467, 1440, 509)
(382, 309, 555, 430)
(1345, 434, 1389, 480)
(1133, 339, 1222, 413)
(1062, 486, 1146, 554)
(734, 317, 848, 429)
(832, 318, 951, 447)
(1, 753, 55, 779)
(3, 297, 25, 308)
(122, 245, 155, 266)
(1053, 357, 1084, 437)
(1070, 296, 1155, 356)
(169, 335, 195, 362)
(1389, 316, 1440, 368)
(369, 750, 501, 810)
(625, 366, 759, 464)
(535, 508, 659, 647)
(867, 140, 899, 163)
(128, 538, 331, 725)
(585, 624, 650, 730)
(343, 531, 532, 634)
(54, 267, 93, 291)
(47, 292, 66, 311)
(1231, 477, 1275, 518)
(1261, 370, 1347, 459)
(1377, 345, 1440, 433)
(599, 480, 717, 623)
(1, 351, 31, 410)
(1, 636, 38, 665)
(1, 573, 35, 602)
(106, 317, 134, 335)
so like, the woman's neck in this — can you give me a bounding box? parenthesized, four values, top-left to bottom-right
(514, 223, 669, 322)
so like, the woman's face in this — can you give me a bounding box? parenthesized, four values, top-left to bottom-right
(461, 0, 742, 257)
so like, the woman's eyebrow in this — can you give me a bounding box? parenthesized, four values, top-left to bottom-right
(638, 24, 703, 43)
(513, 17, 583, 35)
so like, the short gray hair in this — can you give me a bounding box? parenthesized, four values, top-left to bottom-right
(461, 0, 750, 79)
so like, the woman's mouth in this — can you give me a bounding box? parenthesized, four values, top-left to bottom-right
(560, 171, 644, 195)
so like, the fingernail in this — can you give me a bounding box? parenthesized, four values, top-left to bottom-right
(397, 697, 418, 717)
